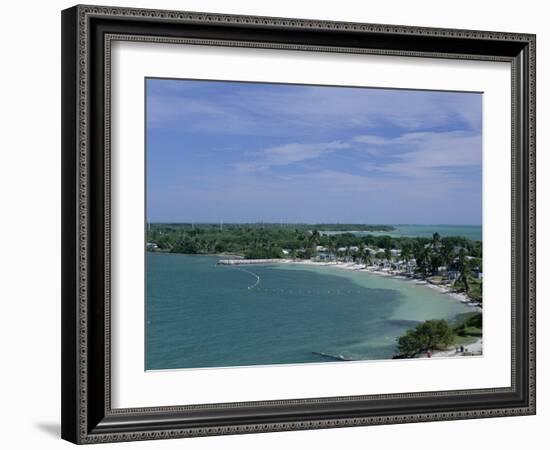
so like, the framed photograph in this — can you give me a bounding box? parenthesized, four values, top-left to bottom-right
(61, 5, 536, 444)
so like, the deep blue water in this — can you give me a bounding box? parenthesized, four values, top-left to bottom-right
(146, 253, 472, 370)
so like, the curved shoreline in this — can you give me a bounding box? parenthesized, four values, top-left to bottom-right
(283, 261, 484, 358)
(218, 258, 482, 312)
(219, 258, 483, 359)
(149, 253, 482, 361)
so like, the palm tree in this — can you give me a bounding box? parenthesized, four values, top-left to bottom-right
(424, 232, 446, 274)
(413, 242, 429, 276)
(384, 246, 392, 263)
(308, 229, 321, 255)
(358, 243, 365, 264)
(401, 243, 412, 262)
(456, 248, 471, 292)
(364, 248, 373, 266)
(328, 238, 337, 261)
(441, 240, 455, 267)
(431, 232, 441, 251)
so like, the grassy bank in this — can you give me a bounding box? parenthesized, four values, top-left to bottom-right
(451, 312, 482, 346)
(394, 313, 482, 358)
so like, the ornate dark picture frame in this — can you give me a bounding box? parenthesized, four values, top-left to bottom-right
(61, 4, 536, 444)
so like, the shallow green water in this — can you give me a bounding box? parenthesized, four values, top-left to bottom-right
(146, 253, 473, 370)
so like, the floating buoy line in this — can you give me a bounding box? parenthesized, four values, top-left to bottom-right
(236, 267, 261, 290)
(217, 265, 364, 295)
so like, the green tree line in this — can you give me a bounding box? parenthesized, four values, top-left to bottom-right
(147, 224, 482, 262)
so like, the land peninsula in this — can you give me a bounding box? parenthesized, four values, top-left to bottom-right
(147, 223, 483, 359)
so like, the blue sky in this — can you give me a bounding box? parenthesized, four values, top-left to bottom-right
(146, 78, 482, 225)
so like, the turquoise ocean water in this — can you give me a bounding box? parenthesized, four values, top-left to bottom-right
(323, 224, 482, 241)
(146, 253, 473, 370)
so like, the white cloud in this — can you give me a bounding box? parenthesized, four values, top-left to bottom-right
(147, 81, 483, 223)
(352, 130, 481, 177)
(148, 82, 482, 138)
(264, 141, 350, 164)
(232, 128, 481, 185)
(352, 135, 391, 145)
(234, 141, 351, 172)
(381, 131, 481, 176)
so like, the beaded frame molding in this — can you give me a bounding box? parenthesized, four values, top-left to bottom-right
(61, 4, 536, 444)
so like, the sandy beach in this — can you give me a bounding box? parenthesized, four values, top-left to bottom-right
(417, 338, 483, 358)
(218, 258, 481, 309)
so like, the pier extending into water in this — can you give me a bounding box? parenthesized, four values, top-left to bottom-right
(311, 351, 354, 362)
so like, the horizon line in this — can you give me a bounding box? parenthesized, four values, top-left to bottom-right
(146, 221, 482, 226)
